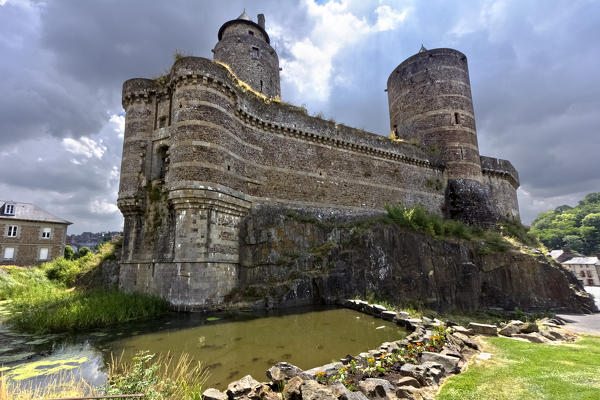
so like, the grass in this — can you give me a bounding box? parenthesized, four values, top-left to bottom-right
(384, 204, 516, 254)
(0, 240, 169, 334)
(0, 351, 208, 400)
(437, 335, 600, 400)
(7, 287, 168, 334)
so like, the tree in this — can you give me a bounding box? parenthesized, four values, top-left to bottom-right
(64, 245, 74, 260)
(530, 192, 600, 255)
(74, 246, 91, 260)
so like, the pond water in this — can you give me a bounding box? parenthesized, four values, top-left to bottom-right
(0, 306, 407, 390)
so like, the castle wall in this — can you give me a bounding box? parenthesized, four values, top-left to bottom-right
(118, 55, 521, 310)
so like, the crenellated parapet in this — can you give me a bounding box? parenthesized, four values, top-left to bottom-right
(480, 156, 520, 189)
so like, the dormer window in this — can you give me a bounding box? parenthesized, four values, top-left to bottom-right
(4, 203, 15, 215)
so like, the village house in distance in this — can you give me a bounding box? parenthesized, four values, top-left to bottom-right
(0, 200, 71, 267)
(117, 12, 521, 309)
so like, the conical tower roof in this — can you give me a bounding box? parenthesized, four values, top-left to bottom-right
(237, 10, 251, 21)
(217, 11, 270, 44)
(419, 44, 428, 53)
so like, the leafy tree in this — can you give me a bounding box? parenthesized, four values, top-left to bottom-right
(530, 192, 600, 255)
(64, 245, 74, 260)
(74, 246, 91, 260)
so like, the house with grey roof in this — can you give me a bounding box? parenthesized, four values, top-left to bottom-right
(0, 200, 72, 267)
(563, 256, 600, 287)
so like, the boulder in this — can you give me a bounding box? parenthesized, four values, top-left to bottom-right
(300, 380, 338, 400)
(397, 311, 410, 319)
(396, 376, 421, 388)
(381, 311, 398, 321)
(203, 388, 228, 400)
(283, 376, 304, 400)
(396, 385, 423, 400)
(512, 333, 549, 344)
(330, 382, 369, 400)
(451, 325, 471, 335)
(227, 375, 265, 400)
(450, 332, 479, 350)
(518, 322, 539, 334)
(357, 378, 396, 399)
(369, 304, 388, 316)
(498, 322, 521, 337)
(467, 322, 498, 336)
(400, 364, 427, 386)
(305, 362, 343, 378)
(266, 362, 307, 385)
(420, 352, 459, 374)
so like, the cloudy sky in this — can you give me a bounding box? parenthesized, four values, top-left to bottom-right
(1, 0, 599, 234)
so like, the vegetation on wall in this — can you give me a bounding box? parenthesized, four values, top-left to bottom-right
(530, 192, 600, 255)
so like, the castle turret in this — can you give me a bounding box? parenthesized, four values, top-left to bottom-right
(387, 48, 498, 224)
(213, 11, 281, 98)
(387, 48, 482, 182)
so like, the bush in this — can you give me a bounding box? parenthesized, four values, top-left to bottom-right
(42, 257, 81, 287)
(74, 246, 91, 260)
(64, 245, 75, 260)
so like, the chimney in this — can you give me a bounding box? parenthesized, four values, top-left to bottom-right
(257, 14, 265, 29)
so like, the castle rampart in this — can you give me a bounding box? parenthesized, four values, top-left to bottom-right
(117, 13, 521, 309)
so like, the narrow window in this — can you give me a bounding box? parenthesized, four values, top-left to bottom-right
(227, 165, 231, 171)
(41, 227, 52, 239)
(3, 247, 14, 260)
(4, 203, 15, 215)
(158, 116, 167, 128)
(248, 30, 254, 36)
(454, 112, 460, 124)
(260, 80, 263, 93)
(7, 225, 18, 237)
(251, 46, 260, 58)
(39, 248, 49, 260)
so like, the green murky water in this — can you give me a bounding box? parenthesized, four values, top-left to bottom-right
(107, 307, 407, 388)
(0, 306, 407, 390)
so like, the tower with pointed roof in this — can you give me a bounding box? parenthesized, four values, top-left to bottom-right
(213, 12, 281, 98)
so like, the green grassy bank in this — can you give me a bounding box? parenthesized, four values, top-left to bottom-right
(437, 335, 600, 400)
(0, 241, 169, 334)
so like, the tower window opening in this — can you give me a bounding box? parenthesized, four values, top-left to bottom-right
(158, 116, 167, 128)
(454, 112, 460, 125)
(260, 80, 263, 92)
(227, 165, 231, 171)
(248, 30, 254, 36)
(251, 46, 260, 58)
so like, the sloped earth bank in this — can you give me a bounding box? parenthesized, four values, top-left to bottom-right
(234, 206, 596, 313)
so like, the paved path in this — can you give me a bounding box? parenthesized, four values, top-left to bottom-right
(556, 313, 600, 336)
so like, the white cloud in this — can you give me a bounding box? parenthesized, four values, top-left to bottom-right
(90, 199, 119, 215)
(280, 0, 410, 102)
(62, 136, 107, 160)
(109, 113, 125, 138)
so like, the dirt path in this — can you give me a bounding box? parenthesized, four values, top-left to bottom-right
(556, 313, 600, 336)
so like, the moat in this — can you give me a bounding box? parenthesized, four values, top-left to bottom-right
(0, 306, 407, 389)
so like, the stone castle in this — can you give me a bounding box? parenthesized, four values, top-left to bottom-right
(117, 12, 520, 310)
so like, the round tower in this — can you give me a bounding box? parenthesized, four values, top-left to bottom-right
(387, 47, 482, 181)
(213, 11, 281, 98)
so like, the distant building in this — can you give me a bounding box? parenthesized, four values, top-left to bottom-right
(66, 231, 121, 252)
(0, 200, 72, 267)
(562, 256, 600, 287)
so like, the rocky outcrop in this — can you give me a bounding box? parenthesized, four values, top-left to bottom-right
(236, 207, 596, 313)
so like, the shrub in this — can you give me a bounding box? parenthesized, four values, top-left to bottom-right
(105, 351, 209, 400)
(74, 246, 91, 260)
(64, 245, 75, 260)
